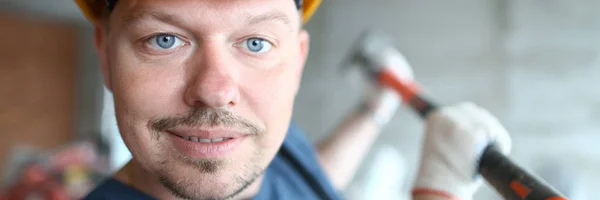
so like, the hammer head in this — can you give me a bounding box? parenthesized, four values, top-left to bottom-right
(340, 29, 414, 83)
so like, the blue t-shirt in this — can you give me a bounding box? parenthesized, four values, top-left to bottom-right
(85, 123, 342, 200)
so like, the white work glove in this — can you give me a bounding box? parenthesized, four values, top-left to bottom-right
(361, 87, 401, 126)
(413, 102, 512, 200)
(360, 48, 414, 127)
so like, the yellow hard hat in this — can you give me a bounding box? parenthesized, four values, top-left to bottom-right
(75, 0, 322, 24)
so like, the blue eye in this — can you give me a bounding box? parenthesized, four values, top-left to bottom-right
(243, 38, 272, 53)
(149, 34, 184, 49)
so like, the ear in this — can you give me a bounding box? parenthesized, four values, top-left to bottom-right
(297, 29, 310, 74)
(94, 23, 112, 91)
(292, 29, 310, 94)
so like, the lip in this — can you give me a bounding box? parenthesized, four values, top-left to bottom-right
(166, 129, 247, 158)
(168, 127, 247, 139)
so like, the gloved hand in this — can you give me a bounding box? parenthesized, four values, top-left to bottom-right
(361, 86, 401, 127)
(360, 48, 414, 127)
(412, 102, 512, 200)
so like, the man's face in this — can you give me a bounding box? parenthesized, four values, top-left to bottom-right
(95, 0, 309, 199)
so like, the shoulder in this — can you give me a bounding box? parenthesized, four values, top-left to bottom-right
(278, 122, 323, 177)
(85, 178, 155, 200)
(256, 122, 342, 200)
(280, 123, 326, 176)
(282, 122, 316, 155)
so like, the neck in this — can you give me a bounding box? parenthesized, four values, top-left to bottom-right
(113, 160, 264, 200)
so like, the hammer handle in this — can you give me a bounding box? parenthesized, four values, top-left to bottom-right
(377, 70, 567, 200)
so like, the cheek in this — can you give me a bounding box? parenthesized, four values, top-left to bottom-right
(242, 58, 302, 142)
(109, 44, 188, 121)
(109, 45, 188, 158)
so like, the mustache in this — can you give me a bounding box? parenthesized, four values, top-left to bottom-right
(148, 108, 263, 135)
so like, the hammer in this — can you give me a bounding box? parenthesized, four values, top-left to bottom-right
(341, 29, 568, 200)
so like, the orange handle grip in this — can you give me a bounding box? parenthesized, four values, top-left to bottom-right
(377, 68, 419, 102)
(377, 69, 435, 118)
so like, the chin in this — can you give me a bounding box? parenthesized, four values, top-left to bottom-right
(154, 154, 264, 200)
(160, 173, 241, 199)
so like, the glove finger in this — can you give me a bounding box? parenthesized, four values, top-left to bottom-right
(363, 86, 401, 126)
(461, 102, 512, 155)
(490, 124, 512, 155)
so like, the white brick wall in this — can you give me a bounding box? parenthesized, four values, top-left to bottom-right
(295, 0, 600, 199)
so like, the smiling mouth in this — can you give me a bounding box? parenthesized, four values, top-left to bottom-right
(176, 135, 235, 143)
(167, 131, 246, 158)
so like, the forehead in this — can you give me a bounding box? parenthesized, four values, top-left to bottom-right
(111, 0, 300, 28)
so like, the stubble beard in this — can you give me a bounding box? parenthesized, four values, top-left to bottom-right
(147, 108, 267, 200)
(156, 149, 264, 200)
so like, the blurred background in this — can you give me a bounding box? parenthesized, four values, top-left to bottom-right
(1, 0, 599, 199)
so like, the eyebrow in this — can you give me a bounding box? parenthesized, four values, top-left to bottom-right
(120, 10, 295, 32)
(244, 11, 295, 32)
(120, 10, 178, 29)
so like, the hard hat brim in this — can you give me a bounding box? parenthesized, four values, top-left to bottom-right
(74, 0, 321, 24)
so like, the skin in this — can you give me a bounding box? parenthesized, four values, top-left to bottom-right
(94, 0, 309, 199)
(317, 106, 382, 190)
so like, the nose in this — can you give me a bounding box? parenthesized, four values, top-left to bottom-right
(184, 48, 240, 108)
